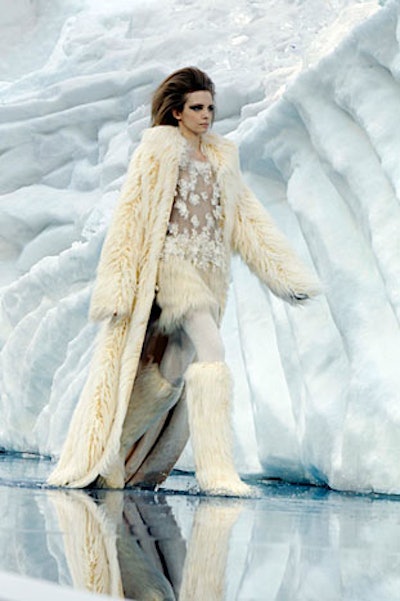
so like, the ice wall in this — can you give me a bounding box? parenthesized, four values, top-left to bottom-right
(234, 0, 400, 494)
(1, 0, 398, 494)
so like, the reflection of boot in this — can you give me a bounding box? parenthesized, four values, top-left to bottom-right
(102, 364, 183, 488)
(185, 361, 251, 496)
(180, 502, 243, 601)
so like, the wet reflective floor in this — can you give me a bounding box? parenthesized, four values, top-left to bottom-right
(1, 454, 400, 600)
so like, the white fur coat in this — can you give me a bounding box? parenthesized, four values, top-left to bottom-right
(48, 125, 318, 488)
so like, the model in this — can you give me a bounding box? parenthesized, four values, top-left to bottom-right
(48, 67, 319, 496)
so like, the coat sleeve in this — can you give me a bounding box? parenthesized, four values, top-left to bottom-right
(231, 163, 320, 304)
(89, 146, 145, 321)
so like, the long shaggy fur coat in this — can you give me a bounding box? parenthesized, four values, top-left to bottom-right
(48, 125, 319, 488)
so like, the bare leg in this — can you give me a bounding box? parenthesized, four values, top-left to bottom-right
(182, 309, 225, 363)
(159, 308, 224, 385)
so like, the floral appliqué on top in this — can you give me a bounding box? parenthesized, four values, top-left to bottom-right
(160, 142, 226, 271)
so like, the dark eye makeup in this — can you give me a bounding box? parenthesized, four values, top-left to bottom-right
(189, 104, 215, 112)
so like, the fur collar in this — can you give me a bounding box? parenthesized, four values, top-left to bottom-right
(140, 125, 237, 178)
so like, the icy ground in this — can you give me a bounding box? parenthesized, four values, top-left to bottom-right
(3, 0, 400, 495)
(1, 455, 400, 601)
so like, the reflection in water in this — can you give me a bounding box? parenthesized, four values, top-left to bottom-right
(49, 488, 243, 600)
(119, 493, 183, 600)
(50, 491, 124, 597)
(2, 467, 400, 600)
(180, 503, 242, 601)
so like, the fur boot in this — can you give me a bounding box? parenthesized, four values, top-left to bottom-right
(185, 361, 251, 496)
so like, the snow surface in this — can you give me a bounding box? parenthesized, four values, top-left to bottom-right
(2, 0, 399, 495)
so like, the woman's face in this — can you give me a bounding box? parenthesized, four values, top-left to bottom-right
(173, 90, 214, 139)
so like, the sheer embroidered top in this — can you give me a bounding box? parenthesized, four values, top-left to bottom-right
(160, 141, 226, 272)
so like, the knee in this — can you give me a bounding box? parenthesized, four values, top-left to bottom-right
(195, 330, 225, 363)
(209, 336, 225, 362)
(183, 310, 225, 363)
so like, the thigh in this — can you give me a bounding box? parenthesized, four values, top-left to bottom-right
(182, 309, 225, 363)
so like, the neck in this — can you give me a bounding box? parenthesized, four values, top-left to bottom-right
(177, 124, 202, 151)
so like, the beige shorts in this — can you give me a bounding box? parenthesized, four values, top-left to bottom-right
(156, 258, 228, 333)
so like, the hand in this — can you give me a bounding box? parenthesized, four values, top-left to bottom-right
(289, 291, 309, 303)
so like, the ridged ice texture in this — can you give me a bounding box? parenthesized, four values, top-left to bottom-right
(2, 0, 397, 494)
(233, 0, 400, 494)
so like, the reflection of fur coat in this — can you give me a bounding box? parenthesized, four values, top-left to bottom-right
(51, 490, 182, 600)
(48, 125, 318, 489)
(50, 489, 242, 601)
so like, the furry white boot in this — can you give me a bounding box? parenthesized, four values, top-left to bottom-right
(185, 361, 251, 496)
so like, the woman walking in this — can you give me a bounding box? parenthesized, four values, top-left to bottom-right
(48, 67, 319, 495)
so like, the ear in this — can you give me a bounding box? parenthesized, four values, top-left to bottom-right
(172, 108, 182, 121)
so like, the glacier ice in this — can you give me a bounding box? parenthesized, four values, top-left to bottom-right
(2, 0, 400, 495)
